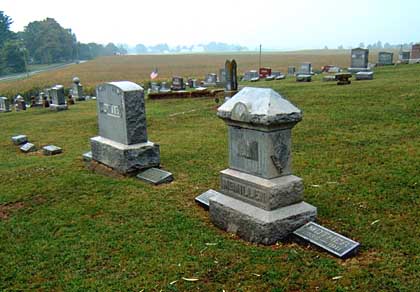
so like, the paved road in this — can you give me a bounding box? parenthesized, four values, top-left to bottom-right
(0, 61, 87, 83)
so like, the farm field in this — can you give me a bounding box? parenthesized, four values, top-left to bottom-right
(0, 59, 419, 291)
(0, 49, 397, 98)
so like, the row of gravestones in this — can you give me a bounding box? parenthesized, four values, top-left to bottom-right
(0, 77, 91, 114)
(81, 78, 359, 258)
(11, 134, 62, 155)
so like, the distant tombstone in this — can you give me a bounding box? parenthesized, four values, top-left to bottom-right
(11, 135, 27, 145)
(90, 81, 160, 174)
(296, 74, 312, 82)
(72, 77, 85, 101)
(204, 73, 217, 86)
(171, 76, 185, 91)
(242, 70, 259, 81)
(20, 143, 36, 153)
(225, 59, 238, 98)
(0, 97, 11, 112)
(288, 66, 296, 76)
(259, 67, 272, 78)
(150, 82, 160, 93)
(378, 52, 394, 66)
(43, 145, 62, 156)
(50, 85, 68, 111)
(219, 68, 227, 83)
(298, 63, 312, 75)
(411, 44, 420, 60)
(349, 48, 369, 72)
(160, 82, 171, 92)
(399, 51, 410, 63)
(335, 73, 352, 85)
(198, 87, 317, 244)
(15, 95, 26, 111)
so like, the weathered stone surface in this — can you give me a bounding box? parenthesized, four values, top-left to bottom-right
(50, 85, 66, 106)
(378, 52, 394, 65)
(220, 168, 303, 210)
(12, 135, 27, 145)
(20, 143, 36, 153)
(350, 48, 369, 68)
(96, 82, 147, 145)
(91, 136, 160, 174)
(196, 189, 219, 209)
(217, 87, 302, 127)
(209, 193, 317, 245)
(0, 97, 11, 112)
(228, 126, 292, 178)
(43, 145, 62, 155)
(355, 71, 374, 80)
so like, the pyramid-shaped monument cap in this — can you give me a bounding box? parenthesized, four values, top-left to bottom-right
(217, 87, 302, 127)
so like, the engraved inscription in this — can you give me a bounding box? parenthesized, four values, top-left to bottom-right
(306, 225, 354, 252)
(238, 140, 258, 161)
(99, 102, 122, 118)
(221, 177, 266, 203)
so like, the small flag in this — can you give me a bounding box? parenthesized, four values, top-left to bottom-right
(150, 68, 158, 80)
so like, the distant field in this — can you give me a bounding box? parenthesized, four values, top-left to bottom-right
(0, 49, 396, 97)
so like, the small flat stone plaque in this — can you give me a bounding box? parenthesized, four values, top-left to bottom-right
(12, 135, 28, 145)
(293, 222, 360, 258)
(43, 145, 63, 156)
(20, 143, 36, 153)
(195, 189, 220, 209)
(83, 151, 92, 162)
(136, 168, 173, 185)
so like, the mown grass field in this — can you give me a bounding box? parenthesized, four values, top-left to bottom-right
(0, 49, 396, 98)
(0, 59, 419, 291)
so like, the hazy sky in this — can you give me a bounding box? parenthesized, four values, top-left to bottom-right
(2, 0, 420, 50)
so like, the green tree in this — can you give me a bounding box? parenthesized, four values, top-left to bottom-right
(22, 18, 76, 64)
(1, 40, 27, 74)
(0, 11, 14, 48)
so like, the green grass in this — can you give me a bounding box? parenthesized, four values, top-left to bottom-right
(0, 64, 419, 291)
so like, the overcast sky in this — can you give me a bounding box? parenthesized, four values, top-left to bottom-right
(2, 0, 420, 50)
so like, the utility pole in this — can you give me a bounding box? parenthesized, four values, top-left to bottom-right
(259, 44, 262, 69)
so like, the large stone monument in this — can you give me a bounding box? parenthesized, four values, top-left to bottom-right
(224, 59, 238, 99)
(297, 63, 312, 75)
(348, 48, 369, 73)
(90, 81, 160, 174)
(0, 97, 11, 112)
(378, 52, 394, 66)
(50, 85, 68, 111)
(71, 77, 85, 101)
(199, 87, 317, 245)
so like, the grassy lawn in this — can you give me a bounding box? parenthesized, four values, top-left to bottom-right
(0, 64, 419, 291)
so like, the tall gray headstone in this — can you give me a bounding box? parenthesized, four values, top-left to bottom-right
(348, 48, 369, 73)
(90, 81, 160, 174)
(198, 87, 317, 245)
(0, 97, 11, 112)
(50, 85, 68, 111)
(72, 77, 85, 101)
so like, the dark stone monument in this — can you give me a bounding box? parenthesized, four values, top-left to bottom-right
(399, 51, 410, 64)
(335, 73, 352, 85)
(224, 59, 238, 99)
(411, 44, 420, 60)
(348, 48, 369, 73)
(90, 81, 160, 174)
(203, 73, 217, 86)
(171, 76, 185, 91)
(197, 87, 317, 245)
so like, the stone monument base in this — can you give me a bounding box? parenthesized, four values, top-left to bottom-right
(90, 136, 160, 174)
(50, 104, 68, 111)
(347, 67, 371, 73)
(209, 192, 317, 245)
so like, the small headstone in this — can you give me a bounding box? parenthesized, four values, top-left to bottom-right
(242, 70, 259, 81)
(296, 74, 312, 82)
(50, 85, 68, 111)
(82, 151, 92, 162)
(12, 135, 28, 145)
(298, 63, 312, 75)
(171, 76, 185, 91)
(293, 222, 360, 258)
(348, 48, 369, 73)
(322, 75, 336, 82)
(335, 73, 352, 85)
(355, 71, 374, 80)
(399, 51, 410, 63)
(378, 52, 394, 66)
(72, 77, 85, 101)
(287, 66, 296, 76)
(219, 68, 227, 83)
(195, 189, 219, 209)
(15, 95, 26, 111)
(203, 73, 217, 86)
(0, 97, 11, 112)
(150, 82, 160, 93)
(160, 82, 171, 92)
(43, 145, 62, 155)
(136, 167, 173, 185)
(20, 142, 36, 153)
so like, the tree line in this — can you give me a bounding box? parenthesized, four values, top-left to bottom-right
(0, 11, 126, 76)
